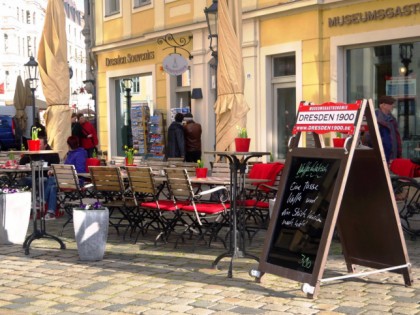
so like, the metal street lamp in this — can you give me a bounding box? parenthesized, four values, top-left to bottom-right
(121, 78, 133, 148)
(24, 56, 39, 126)
(204, 0, 218, 60)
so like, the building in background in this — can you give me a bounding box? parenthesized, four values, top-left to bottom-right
(84, 0, 420, 159)
(0, 0, 88, 129)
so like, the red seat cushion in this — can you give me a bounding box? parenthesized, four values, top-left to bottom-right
(238, 199, 269, 208)
(390, 158, 419, 177)
(141, 200, 177, 211)
(248, 162, 284, 192)
(181, 203, 228, 214)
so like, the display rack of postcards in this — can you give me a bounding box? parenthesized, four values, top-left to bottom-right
(147, 110, 166, 160)
(169, 107, 190, 122)
(131, 103, 150, 157)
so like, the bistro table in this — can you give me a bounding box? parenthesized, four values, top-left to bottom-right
(17, 150, 66, 255)
(204, 151, 270, 278)
(0, 165, 33, 186)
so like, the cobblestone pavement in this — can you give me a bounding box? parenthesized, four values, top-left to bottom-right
(0, 216, 419, 315)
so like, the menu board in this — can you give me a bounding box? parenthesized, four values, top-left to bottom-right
(267, 156, 340, 274)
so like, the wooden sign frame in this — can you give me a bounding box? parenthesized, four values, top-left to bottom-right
(254, 99, 412, 298)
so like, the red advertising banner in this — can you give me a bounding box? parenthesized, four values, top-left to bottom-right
(292, 101, 362, 135)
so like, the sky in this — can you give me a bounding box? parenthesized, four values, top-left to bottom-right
(75, 0, 84, 11)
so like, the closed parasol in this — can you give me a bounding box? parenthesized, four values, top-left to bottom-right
(214, 0, 249, 152)
(13, 75, 27, 137)
(37, 0, 71, 159)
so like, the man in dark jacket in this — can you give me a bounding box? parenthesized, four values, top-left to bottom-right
(365, 95, 402, 163)
(167, 113, 185, 159)
(376, 95, 402, 163)
(183, 113, 202, 162)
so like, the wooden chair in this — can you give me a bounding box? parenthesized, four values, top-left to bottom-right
(165, 168, 230, 249)
(52, 164, 93, 235)
(89, 166, 136, 237)
(126, 166, 184, 244)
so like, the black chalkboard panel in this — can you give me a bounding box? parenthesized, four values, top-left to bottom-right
(267, 156, 340, 274)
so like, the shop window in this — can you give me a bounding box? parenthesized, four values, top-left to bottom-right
(346, 42, 419, 157)
(134, 0, 151, 8)
(105, 0, 120, 16)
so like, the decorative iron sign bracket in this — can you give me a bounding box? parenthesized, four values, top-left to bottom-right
(157, 33, 193, 60)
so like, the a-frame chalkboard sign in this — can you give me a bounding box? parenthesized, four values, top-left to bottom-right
(252, 99, 413, 298)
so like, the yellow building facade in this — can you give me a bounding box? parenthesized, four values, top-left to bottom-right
(92, 0, 420, 160)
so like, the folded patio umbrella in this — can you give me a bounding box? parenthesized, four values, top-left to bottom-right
(38, 0, 71, 159)
(214, 0, 250, 152)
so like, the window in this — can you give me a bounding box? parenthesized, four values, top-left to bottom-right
(346, 42, 420, 157)
(105, 0, 120, 16)
(4, 34, 8, 52)
(132, 77, 140, 94)
(273, 55, 295, 77)
(134, 0, 151, 8)
(27, 36, 31, 56)
(26, 10, 30, 24)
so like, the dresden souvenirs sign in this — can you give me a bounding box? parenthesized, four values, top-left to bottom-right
(292, 101, 361, 135)
(162, 53, 189, 76)
(105, 51, 155, 67)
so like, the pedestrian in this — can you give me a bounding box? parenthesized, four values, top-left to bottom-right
(183, 113, 202, 162)
(365, 95, 402, 163)
(77, 113, 98, 158)
(71, 113, 84, 138)
(167, 113, 185, 159)
(43, 136, 88, 220)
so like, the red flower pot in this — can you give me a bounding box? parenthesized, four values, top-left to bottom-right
(195, 167, 208, 178)
(332, 138, 345, 148)
(86, 158, 101, 172)
(235, 138, 251, 152)
(27, 139, 40, 151)
(125, 157, 136, 166)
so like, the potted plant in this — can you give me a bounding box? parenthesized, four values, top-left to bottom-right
(124, 145, 137, 166)
(86, 149, 101, 171)
(235, 126, 251, 152)
(27, 127, 41, 151)
(195, 159, 208, 178)
(332, 132, 345, 148)
(0, 187, 31, 245)
(73, 201, 109, 261)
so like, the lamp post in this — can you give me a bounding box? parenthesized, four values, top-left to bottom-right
(399, 43, 413, 140)
(121, 78, 133, 147)
(24, 56, 39, 126)
(204, 0, 218, 61)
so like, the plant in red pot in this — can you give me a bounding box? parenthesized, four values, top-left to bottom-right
(27, 126, 41, 151)
(124, 145, 137, 166)
(86, 149, 101, 171)
(235, 126, 251, 152)
(195, 159, 208, 178)
(332, 132, 345, 148)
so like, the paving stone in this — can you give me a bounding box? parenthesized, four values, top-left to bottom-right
(0, 217, 419, 315)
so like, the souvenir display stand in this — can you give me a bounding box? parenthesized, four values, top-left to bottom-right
(22, 151, 65, 255)
(251, 99, 412, 298)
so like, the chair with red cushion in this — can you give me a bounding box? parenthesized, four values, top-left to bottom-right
(164, 167, 230, 249)
(126, 166, 185, 244)
(241, 162, 284, 241)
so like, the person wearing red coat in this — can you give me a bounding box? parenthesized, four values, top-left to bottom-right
(77, 114, 98, 157)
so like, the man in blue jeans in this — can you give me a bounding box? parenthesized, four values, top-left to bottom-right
(19, 137, 60, 220)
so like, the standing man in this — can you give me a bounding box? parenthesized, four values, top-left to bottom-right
(374, 95, 402, 163)
(167, 113, 185, 159)
(77, 113, 98, 158)
(183, 113, 202, 162)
